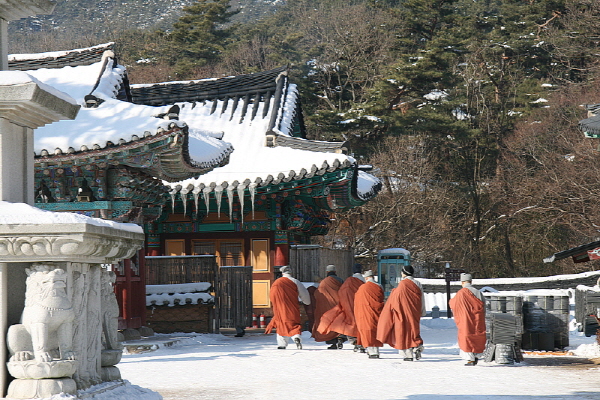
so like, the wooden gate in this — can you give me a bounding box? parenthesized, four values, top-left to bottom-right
(289, 245, 354, 282)
(218, 266, 253, 331)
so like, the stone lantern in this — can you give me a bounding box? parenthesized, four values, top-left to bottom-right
(0, 2, 148, 398)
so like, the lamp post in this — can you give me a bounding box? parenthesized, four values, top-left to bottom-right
(445, 262, 452, 318)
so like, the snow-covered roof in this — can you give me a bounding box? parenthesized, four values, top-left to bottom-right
(133, 70, 380, 205)
(11, 44, 233, 176)
(146, 283, 214, 307)
(9, 42, 113, 70)
(378, 248, 411, 256)
(17, 43, 381, 205)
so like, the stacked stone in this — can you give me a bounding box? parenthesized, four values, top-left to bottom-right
(522, 293, 570, 351)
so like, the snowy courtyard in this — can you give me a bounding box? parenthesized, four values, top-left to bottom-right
(116, 318, 600, 400)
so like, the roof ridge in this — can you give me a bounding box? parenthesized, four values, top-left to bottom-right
(9, 43, 115, 71)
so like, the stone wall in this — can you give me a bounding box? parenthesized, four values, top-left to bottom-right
(419, 271, 600, 293)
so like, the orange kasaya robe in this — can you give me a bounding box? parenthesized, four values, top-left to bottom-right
(376, 278, 423, 350)
(265, 277, 301, 337)
(317, 276, 364, 337)
(311, 276, 343, 342)
(354, 281, 384, 348)
(449, 287, 486, 353)
(304, 286, 317, 333)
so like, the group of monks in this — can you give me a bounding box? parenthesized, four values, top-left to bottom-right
(266, 264, 487, 365)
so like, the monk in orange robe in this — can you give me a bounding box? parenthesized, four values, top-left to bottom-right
(265, 266, 311, 349)
(317, 265, 365, 346)
(312, 265, 343, 348)
(354, 270, 384, 358)
(449, 273, 486, 365)
(376, 265, 425, 360)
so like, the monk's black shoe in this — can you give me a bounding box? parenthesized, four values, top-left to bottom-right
(465, 358, 478, 366)
(369, 354, 380, 359)
(327, 344, 338, 349)
(403, 358, 413, 361)
(277, 346, 286, 349)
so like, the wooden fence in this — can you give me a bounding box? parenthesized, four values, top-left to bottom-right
(145, 256, 252, 331)
(289, 245, 354, 282)
(145, 255, 218, 285)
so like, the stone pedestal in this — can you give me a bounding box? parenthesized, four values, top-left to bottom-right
(0, 205, 145, 398)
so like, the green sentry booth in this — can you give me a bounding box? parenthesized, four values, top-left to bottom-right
(377, 248, 411, 298)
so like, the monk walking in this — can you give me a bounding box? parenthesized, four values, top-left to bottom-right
(312, 265, 344, 349)
(354, 270, 384, 359)
(317, 264, 365, 348)
(376, 265, 426, 361)
(265, 266, 311, 349)
(449, 273, 486, 365)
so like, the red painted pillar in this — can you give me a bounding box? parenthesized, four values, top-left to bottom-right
(123, 258, 132, 328)
(138, 248, 147, 326)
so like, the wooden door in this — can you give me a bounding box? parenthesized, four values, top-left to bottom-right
(165, 239, 185, 256)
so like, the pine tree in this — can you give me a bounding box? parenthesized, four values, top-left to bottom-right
(169, 0, 238, 76)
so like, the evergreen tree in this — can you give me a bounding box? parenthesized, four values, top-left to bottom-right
(169, 0, 238, 77)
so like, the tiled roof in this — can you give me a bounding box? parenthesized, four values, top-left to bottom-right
(16, 45, 234, 179)
(579, 114, 600, 138)
(131, 66, 287, 106)
(9, 43, 114, 71)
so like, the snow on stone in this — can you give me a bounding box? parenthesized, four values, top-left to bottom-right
(0, 70, 78, 106)
(42, 381, 161, 400)
(0, 201, 143, 233)
(146, 283, 214, 307)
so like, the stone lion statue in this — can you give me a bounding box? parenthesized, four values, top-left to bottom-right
(8, 264, 76, 363)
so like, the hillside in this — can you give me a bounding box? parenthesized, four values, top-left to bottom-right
(8, 0, 282, 40)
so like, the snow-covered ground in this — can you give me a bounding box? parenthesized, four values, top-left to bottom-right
(107, 318, 600, 400)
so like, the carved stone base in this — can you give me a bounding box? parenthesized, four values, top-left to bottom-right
(7, 360, 77, 379)
(7, 377, 76, 399)
(101, 349, 122, 367)
(101, 366, 121, 382)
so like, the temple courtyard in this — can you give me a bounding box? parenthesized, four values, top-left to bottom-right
(111, 318, 600, 400)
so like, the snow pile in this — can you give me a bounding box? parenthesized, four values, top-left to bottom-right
(146, 282, 214, 307)
(43, 381, 162, 400)
(0, 201, 143, 233)
(573, 342, 600, 359)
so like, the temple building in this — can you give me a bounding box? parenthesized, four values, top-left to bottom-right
(10, 42, 381, 324)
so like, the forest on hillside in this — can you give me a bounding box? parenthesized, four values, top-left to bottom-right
(9, 0, 600, 278)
